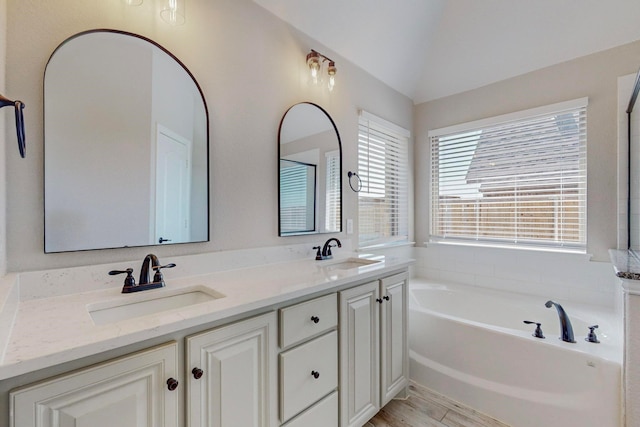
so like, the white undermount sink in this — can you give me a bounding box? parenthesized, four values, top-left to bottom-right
(88, 286, 225, 325)
(322, 257, 382, 271)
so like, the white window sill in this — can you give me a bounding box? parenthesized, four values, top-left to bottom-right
(424, 240, 591, 260)
(358, 241, 416, 251)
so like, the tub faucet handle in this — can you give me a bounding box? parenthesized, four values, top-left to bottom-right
(585, 325, 600, 343)
(524, 320, 545, 339)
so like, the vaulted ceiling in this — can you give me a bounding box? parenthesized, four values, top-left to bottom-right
(253, 0, 640, 104)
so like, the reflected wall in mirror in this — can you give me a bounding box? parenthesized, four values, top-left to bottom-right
(278, 102, 342, 236)
(44, 30, 209, 253)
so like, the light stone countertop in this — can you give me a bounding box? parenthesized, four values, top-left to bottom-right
(0, 253, 413, 381)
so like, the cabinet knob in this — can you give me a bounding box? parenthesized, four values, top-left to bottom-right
(383, 295, 390, 301)
(310, 316, 320, 324)
(192, 367, 204, 380)
(376, 298, 383, 304)
(166, 377, 179, 391)
(311, 370, 320, 379)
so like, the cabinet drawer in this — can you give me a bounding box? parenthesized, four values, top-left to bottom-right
(280, 330, 338, 422)
(279, 293, 337, 349)
(282, 391, 338, 427)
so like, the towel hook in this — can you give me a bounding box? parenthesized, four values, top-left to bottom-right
(0, 93, 26, 158)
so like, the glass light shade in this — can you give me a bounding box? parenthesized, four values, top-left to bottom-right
(161, 0, 185, 25)
(327, 62, 336, 91)
(307, 51, 321, 85)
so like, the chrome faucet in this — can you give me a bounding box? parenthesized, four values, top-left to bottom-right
(109, 254, 175, 293)
(314, 238, 342, 260)
(545, 300, 576, 343)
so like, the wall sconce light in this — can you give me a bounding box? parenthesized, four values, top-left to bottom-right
(306, 50, 337, 92)
(160, 0, 185, 25)
(123, 0, 185, 25)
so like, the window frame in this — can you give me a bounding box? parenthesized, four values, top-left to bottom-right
(357, 110, 410, 249)
(428, 98, 588, 252)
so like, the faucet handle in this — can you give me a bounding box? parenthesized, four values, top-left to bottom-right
(313, 246, 322, 260)
(109, 268, 136, 290)
(585, 325, 600, 343)
(523, 320, 545, 339)
(152, 263, 176, 283)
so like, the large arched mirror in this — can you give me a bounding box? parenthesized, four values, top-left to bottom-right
(278, 102, 342, 236)
(44, 30, 209, 252)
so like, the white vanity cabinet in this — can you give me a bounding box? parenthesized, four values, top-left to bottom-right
(186, 311, 278, 427)
(339, 272, 408, 427)
(9, 342, 180, 427)
(4, 262, 411, 427)
(278, 293, 339, 426)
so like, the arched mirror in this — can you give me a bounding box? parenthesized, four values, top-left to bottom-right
(44, 30, 209, 253)
(278, 102, 342, 236)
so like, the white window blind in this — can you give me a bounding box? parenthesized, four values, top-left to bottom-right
(429, 98, 587, 251)
(325, 150, 341, 232)
(358, 111, 410, 247)
(280, 159, 316, 234)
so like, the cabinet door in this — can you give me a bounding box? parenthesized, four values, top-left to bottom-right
(339, 281, 380, 427)
(380, 272, 408, 406)
(10, 342, 179, 427)
(186, 312, 277, 427)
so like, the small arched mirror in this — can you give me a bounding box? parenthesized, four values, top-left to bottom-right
(44, 30, 209, 252)
(279, 102, 342, 236)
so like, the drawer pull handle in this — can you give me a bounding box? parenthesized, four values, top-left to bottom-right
(383, 295, 390, 301)
(310, 316, 320, 324)
(167, 378, 179, 391)
(311, 370, 320, 379)
(192, 367, 204, 380)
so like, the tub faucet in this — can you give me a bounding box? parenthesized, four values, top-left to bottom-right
(545, 300, 576, 343)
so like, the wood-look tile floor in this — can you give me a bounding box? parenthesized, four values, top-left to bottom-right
(365, 382, 510, 427)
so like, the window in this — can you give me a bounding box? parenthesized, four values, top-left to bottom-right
(279, 159, 316, 234)
(429, 98, 587, 251)
(325, 150, 341, 232)
(358, 111, 410, 247)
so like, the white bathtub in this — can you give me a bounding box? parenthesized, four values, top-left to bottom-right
(409, 279, 622, 427)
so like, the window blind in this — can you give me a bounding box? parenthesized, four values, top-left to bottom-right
(358, 111, 410, 247)
(280, 160, 316, 234)
(325, 150, 341, 232)
(429, 98, 587, 251)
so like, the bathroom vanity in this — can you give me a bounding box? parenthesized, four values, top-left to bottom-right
(0, 252, 411, 427)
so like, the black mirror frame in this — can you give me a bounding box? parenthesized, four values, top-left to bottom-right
(277, 102, 342, 236)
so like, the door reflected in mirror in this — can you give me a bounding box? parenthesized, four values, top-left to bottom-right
(278, 102, 342, 236)
(44, 30, 209, 253)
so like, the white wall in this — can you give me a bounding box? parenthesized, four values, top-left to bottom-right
(4, 0, 413, 271)
(414, 41, 640, 306)
(44, 35, 153, 251)
(0, 0, 6, 276)
(416, 40, 640, 262)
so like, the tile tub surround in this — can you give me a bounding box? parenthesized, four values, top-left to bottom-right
(0, 246, 413, 381)
(610, 249, 640, 427)
(416, 245, 618, 309)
